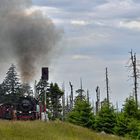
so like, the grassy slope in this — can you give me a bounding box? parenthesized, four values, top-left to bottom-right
(0, 121, 129, 140)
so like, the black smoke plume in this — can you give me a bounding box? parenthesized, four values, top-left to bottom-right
(0, 0, 61, 82)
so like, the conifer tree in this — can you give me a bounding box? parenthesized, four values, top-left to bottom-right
(94, 99, 116, 134)
(49, 83, 64, 120)
(2, 64, 22, 103)
(67, 96, 94, 129)
(114, 112, 131, 137)
(36, 81, 63, 120)
(122, 96, 139, 119)
(114, 96, 140, 138)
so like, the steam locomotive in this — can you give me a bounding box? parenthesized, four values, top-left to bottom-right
(16, 96, 39, 120)
(0, 96, 39, 120)
(0, 67, 49, 120)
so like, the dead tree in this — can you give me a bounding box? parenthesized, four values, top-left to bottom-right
(62, 83, 65, 121)
(69, 82, 73, 110)
(105, 67, 110, 104)
(130, 50, 139, 109)
(116, 101, 119, 114)
(87, 90, 89, 104)
(75, 78, 85, 101)
(96, 86, 100, 114)
(92, 99, 95, 113)
(65, 92, 71, 114)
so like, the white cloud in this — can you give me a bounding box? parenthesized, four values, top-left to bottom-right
(32, 0, 140, 107)
(71, 20, 89, 26)
(92, 0, 140, 19)
(119, 20, 140, 30)
(72, 54, 92, 60)
(96, 0, 133, 12)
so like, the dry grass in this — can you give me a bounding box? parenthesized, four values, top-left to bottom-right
(0, 120, 130, 140)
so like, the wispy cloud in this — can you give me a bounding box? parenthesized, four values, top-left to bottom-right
(32, 0, 140, 106)
(72, 54, 92, 60)
(71, 20, 89, 26)
(119, 20, 140, 30)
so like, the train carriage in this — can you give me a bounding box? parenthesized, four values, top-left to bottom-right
(0, 103, 14, 120)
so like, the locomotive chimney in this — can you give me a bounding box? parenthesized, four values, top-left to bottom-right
(41, 67, 49, 81)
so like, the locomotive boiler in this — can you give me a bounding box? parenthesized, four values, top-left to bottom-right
(16, 96, 39, 120)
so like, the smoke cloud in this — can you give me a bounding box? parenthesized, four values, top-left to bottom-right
(0, 0, 61, 82)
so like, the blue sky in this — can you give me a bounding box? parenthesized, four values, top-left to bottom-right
(0, 0, 140, 109)
(30, 0, 140, 108)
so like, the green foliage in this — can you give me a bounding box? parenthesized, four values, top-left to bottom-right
(3, 64, 21, 94)
(36, 81, 63, 120)
(67, 97, 94, 129)
(75, 89, 85, 101)
(114, 96, 140, 139)
(114, 113, 130, 136)
(94, 99, 116, 134)
(127, 118, 140, 139)
(0, 64, 22, 104)
(122, 96, 139, 119)
(49, 83, 64, 120)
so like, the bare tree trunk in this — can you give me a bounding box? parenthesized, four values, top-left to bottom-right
(130, 50, 138, 109)
(96, 86, 100, 114)
(106, 67, 109, 104)
(69, 82, 73, 110)
(62, 83, 65, 121)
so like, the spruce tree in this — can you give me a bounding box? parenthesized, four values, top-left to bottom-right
(67, 96, 94, 129)
(36, 81, 63, 120)
(3, 64, 21, 94)
(114, 96, 140, 138)
(49, 83, 64, 120)
(114, 113, 130, 136)
(2, 64, 22, 103)
(0, 84, 6, 103)
(94, 99, 116, 134)
(122, 96, 139, 119)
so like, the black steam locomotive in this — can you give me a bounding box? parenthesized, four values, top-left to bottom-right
(16, 96, 39, 120)
(0, 96, 39, 120)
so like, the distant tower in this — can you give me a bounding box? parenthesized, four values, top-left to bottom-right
(96, 86, 100, 114)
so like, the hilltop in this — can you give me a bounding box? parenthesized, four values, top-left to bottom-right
(0, 121, 129, 140)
